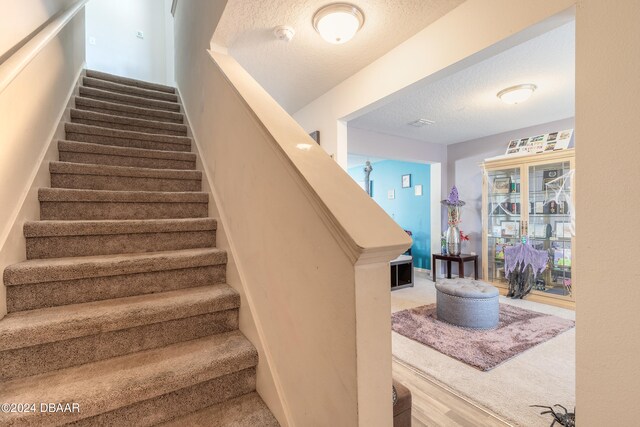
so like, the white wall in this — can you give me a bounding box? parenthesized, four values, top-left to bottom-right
(0, 0, 76, 60)
(85, 0, 173, 85)
(576, 1, 640, 424)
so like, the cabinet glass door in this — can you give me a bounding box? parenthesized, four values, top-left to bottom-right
(527, 161, 573, 297)
(486, 167, 522, 285)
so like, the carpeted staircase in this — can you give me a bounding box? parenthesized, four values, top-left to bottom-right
(0, 69, 279, 426)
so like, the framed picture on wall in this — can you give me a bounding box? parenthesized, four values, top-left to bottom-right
(387, 189, 395, 200)
(402, 174, 411, 188)
(414, 184, 423, 196)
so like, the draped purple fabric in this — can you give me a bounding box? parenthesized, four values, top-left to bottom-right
(504, 243, 548, 276)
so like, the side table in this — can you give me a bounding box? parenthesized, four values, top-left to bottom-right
(432, 253, 479, 282)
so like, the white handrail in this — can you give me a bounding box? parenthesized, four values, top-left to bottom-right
(0, 0, 89, 95)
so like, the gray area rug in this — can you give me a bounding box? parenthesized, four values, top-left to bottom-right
(392, 303, 575, 371)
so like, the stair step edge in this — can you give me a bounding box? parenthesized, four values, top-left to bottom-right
(58, 140, 196, 161)
(3, 247, 226, 286)
(38, 188, 208, 203)
(86, 69, 176, 94)
(79, 86, 181, 112)
(0, 332, 257, 425)
(70, 109, 187, 132)
(74, 96, 184, 123)
(24, 218, 216, 238)
(65, 122, 191, 145)
(158, 392, 280, 427)
(0, 285, 239, 351)
(83, 76, 179, 102)
(50, 161, 201, 180)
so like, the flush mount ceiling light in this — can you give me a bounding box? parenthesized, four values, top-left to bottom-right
(497, 84, 537, 104)
(313, 3, 365, 44)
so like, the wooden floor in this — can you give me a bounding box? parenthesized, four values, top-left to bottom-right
(392, 359, 511, 427)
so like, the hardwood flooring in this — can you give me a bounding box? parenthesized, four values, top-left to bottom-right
(392, 359, 511, 427)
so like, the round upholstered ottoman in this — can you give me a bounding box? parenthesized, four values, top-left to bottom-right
(435, 278, 499, 329)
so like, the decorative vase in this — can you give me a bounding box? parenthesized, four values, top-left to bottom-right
(441, 187, 465, 257)
(446, 225, 461, 255)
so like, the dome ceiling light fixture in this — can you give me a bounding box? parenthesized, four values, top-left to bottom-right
(497, 84, 537, 104)
(313, 3, 365, 45)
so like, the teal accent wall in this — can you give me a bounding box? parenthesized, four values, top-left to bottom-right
(348, 160, 431, 269)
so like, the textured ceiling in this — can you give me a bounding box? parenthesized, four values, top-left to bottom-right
(349, 21, 576, 145)
(213, 0, 464, 113)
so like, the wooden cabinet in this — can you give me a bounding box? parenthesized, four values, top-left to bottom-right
(481, 149, 575, 308)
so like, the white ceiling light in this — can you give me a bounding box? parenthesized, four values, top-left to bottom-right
(313, 3, 365, 44)
(497, 84, 537, 104)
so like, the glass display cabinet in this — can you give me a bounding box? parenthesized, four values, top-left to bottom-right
(482, 149, 575, 308)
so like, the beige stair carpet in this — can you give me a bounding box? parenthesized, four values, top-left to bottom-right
(0, 69, 278, 426)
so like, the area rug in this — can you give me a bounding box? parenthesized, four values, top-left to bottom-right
(391, 303, 575, 371)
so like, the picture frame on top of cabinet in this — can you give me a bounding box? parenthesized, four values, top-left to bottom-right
(492, 176, 511, 194)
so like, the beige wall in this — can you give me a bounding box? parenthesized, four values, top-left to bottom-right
(174, 2, 411, 425)
(576, 0, 640, 424)
(293, 0, 575, 167)
(0, 0, 76, 60)
(172, 0, 290, 423)
(0, 8, 86, 319)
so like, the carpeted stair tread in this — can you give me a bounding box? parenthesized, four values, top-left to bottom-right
(65, 123, 191, 151)
(70, 109, 187, 136)
(86, 69, 176, 94)
(39, 188, 209, 220)
(159, 392, 280, 427)
(83, 76, 179, 103)
(75, 96, 184, 124)
(39, 188, 208, 203)
(49, 161, 202, 191)
(24, 218, 216, 237)
(0, 331, 257, 425)
(58, 140, 196, 170)
(50, 161, 201, 181)
(23, 218, 216, 259)
(0, 285, 239, 351)
(4, 247, 226, 286)
(79, 86, 181, 112)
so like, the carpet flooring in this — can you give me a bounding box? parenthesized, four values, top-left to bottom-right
(392, 303, 574, 371)
(392, 272, 575, 427)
